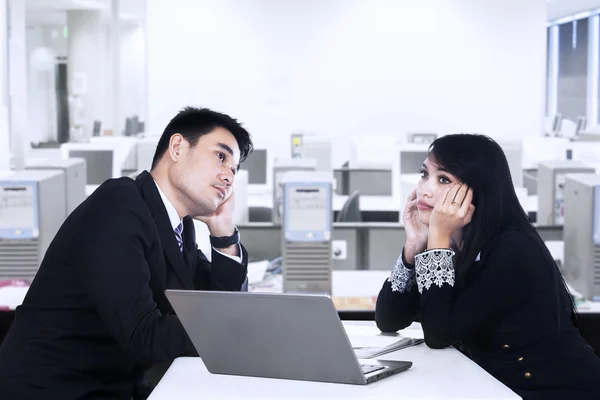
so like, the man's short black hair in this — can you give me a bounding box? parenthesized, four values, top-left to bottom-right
(151, 106, 253, 169)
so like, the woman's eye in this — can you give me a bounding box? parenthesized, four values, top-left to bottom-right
(439, 176, 451, 184)
(217, 152, 225, 161)
(418, 169, 428, 178)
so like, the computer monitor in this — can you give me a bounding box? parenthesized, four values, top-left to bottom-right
(303, 138, 332, 172)
(576, 116, 587, 135)
(391, 143, 429, 204)
(60, 143, 122, 187)
(407, 132, 437, 145)
(349, 135, 396, 169)
(498, 140, 523, 188)
(240, 148, 267, 185)
(521, 136, 569, 169)
(67, 150, 113, 185)
(552, 113, 563, 134)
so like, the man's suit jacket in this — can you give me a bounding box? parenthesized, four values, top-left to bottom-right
(0, 170, 248, 399)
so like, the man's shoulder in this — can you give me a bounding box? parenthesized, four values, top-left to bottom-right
(88, 177, 147, 212)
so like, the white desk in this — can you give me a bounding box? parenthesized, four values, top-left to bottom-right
(0, 281, 29, 311)
(148, 321, 520, 400)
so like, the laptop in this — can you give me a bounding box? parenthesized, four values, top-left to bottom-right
(165, 290, 413, 385)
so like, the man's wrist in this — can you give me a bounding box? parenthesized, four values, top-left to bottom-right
(214, 243, 241, 257)
(208, 223, 235, 238)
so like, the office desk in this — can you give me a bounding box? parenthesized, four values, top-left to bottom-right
(148, 321, 520, 400)
(0, 281, 29, 346)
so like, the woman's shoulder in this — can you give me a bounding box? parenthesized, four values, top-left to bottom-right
(482, 228, 548, 262)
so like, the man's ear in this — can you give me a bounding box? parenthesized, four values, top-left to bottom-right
(169, 134, 184, 161)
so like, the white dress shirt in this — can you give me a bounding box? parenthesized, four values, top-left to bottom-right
(153, 180, 242, 264)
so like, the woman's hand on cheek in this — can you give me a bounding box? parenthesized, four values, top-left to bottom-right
(428, 184, 475, 248)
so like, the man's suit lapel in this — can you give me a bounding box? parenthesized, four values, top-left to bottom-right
(136, 171, 194, 289)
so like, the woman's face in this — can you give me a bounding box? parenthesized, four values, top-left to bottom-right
(416, 156, 462, 226)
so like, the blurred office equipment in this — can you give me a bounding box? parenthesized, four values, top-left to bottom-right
(55, 60, 70, 144)
(290, 134, 332, 171)
(567, 142, 600, 172)
(92, 120, 101, 137)
(391, 143, 429, 205)
(349, 135, 395, 170)
(537, 161, 595, 226)
(291, 133, 303, 158)
(522, 136, 569, 169)
(563, 173, 600, 300)
(0, 170, 66, 281)
(272, 158, 317, 224)
(136, 135, 161, 171)
(559, 119, 578, 140)
(124, 117, 134, 136)
(551, 113, 563, 135)
(575, 116, 587, 136)
(336, 191, 362, 223)
(348, 168, 391, 196)
(498, 141, 524, 188)
(407, 132, 437, 145)
(89, 136, 138, 173)
(281, 171, 333, 294)
(61, 146, 115, 186)
(25, 158, 86, 217)
(240, 148, 269, 194)
(232, 170, 249, 225)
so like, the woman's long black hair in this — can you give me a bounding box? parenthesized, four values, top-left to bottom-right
(428, 134, 578, 327)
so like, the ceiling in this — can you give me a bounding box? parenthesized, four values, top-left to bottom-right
(547, 0, 600, 21)
(25, 0, 144, 26)
(24, 0, 600, 27)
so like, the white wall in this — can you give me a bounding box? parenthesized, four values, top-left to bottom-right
(119, 25, 146, 125)
(0, 0, 9, 170)
(147, 0, 547, 166)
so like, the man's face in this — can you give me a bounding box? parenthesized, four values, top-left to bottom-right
(171, 127, 241, 217)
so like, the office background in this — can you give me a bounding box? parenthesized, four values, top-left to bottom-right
(1, 0, 600, 344)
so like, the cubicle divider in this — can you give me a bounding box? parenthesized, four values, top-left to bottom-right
(238, 223, 563, 271)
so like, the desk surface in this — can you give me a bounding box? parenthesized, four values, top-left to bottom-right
(148, 321, 520, 400)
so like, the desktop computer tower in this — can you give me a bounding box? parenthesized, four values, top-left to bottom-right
(272, 159, 317, 224)
(0, 170, 66, 281)
(563, 174, 600, 300)
(537, 160, 595, 226)
(281, 172, 333, 294)
(25, 158, 86, 216)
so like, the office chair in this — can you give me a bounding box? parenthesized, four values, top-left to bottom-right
(337, 190, 362, 222)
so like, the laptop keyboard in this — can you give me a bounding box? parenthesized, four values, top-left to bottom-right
(360, 364, 386, 375)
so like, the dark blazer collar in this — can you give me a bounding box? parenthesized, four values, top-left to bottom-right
(136, 170, 194, 289)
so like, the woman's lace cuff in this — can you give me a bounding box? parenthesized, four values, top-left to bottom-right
(415, 248, 456, 294)
(387, 252, 416, 293)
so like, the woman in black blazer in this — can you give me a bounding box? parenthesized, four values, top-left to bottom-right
(375, 134, 600, 400)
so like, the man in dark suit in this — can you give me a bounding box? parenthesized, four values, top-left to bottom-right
(0, 107, 254, 399)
